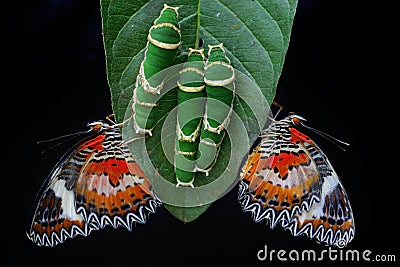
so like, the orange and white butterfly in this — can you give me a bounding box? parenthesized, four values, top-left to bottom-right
(27, 118, 161, 246)
(238, 112, 355, 247)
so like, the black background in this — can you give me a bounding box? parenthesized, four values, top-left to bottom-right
(9, 1, 397, 266)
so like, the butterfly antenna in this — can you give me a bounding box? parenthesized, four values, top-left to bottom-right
(300, 122, 350, 151)
(37, 129, 92, 153)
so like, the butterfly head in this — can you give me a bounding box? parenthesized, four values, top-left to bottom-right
(87, 121, 110, 134)
(284, 112, 350, 151)
(285, 112, 307, 127)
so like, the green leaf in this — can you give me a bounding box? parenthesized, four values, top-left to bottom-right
(100, 0, 298, 222)
(164, 203, 212, 223)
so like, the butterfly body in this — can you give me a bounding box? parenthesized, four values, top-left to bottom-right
(28, 121, 160, 247)
(238, 113, 355, 247)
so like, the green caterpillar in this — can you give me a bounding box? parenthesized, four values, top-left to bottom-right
(195, 43, 235, 175)
(132, 4, 181, 136)
(175, 48, 206, 187)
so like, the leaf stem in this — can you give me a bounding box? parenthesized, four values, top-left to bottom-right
(195, 0, 201, 49)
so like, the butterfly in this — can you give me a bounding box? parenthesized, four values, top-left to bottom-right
(27, 117, 161, 247)
(238, 112, 355, 247)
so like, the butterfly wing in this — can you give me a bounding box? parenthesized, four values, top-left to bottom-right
(239, 122, 355, 247)
(238, 125, 323, 228)
(27, 133, 104, 246)
(28, 124, 161, 247)
(281, 131, 355, 247)
(75, 129, 161, 231)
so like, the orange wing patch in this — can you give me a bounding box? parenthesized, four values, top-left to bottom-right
(76, 156, 157, 224)
(289, 127, 314, 145)
(79, 134, 106, 150)
(257, 150, 310, 180)
(241, 143, 321, 212)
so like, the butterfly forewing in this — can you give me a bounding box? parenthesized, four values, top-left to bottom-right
(282, 139, 355, 247)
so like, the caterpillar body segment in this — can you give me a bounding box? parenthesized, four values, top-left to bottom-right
(175, 49, 206, 187)
(132, 4, 181, 136)
(195, 43, 235, 175)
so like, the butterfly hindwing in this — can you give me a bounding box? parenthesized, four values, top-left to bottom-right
(238, 118, 323, 228)
(238, 113, 355, 247)
(28, 121, 160, 247)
